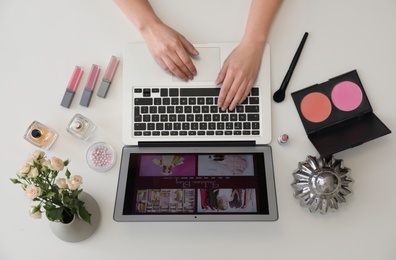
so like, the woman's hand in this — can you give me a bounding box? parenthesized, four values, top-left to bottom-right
(216, 41, 264, 111)
(141, 22, 199, 81)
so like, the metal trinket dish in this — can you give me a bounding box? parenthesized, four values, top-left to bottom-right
(291, 155, 353, 214)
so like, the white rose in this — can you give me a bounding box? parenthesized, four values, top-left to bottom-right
(18, 163, 31, 178)
(56, 178, 68, 189)
(25, 185, 42, 199)
(27, 150, 45, 165)
(68, 175, 83, 190)
(29, 208, 42, 219)
(27, 167, 39, 178)
(42, 159, 51, 168)
(49, 157, 64, 171)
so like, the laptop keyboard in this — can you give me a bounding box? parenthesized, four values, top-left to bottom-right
(133, 87, 260, 137)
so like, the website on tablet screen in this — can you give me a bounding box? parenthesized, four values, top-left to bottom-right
(122, 153, 270, 215)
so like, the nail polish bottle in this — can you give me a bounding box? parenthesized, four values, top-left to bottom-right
(24, 121, 58, 150)
(66, 114, 96, 141)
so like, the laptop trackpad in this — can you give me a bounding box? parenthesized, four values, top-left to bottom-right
(172, 47, 221, 82)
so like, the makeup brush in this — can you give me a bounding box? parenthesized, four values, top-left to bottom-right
(273, 32, 308, 103)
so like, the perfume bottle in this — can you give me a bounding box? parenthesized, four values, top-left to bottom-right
(66, 114, 96, 141)
(24, 121, 58, 150)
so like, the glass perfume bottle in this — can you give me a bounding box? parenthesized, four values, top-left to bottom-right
(66, 113, 96, 141)
(24, 121, 58, 150)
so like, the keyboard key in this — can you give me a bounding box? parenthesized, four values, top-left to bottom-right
(135, 98, 152, 105)
(243, 122, 251, 129)
(248, 114, 260, 121)
(171, 98, 179, 105)
(245, 106, 259, 112)
(154, 98, 161, 105)
(169, 88, 179, 96)
(143, 88, 151, 97)
(251, 88, 259, 96)
(160, 115, 168, 122)
(156, 123, 163, 130)
(180, 88, 220, 97)
(249, 97, 259, 104)
(189, 98, 196, 105)
(160, 88, 168, 97)
(134, 123, 146, 130)
(163, 98, 170, 105)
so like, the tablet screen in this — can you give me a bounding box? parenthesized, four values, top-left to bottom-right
(114, 146, 278, 221)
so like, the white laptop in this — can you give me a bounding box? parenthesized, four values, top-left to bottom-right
(114, 42, 277, 222)
(122, 42, 272, 146)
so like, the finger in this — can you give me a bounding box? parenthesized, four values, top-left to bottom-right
(156, 58, 175, 76)
(179, 35, 199, 56)
(239, 79, 254, 104)
(162, 55, 190, 81)
(178, 36, 198, 76)
(175, 49, 196, 79)
(215, 62, 228, 86)
(227, 79, 248, 111)
(217, 73, 233, 109)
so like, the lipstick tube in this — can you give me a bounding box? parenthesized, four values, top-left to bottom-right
(97, 56, 120, 98)
(60, 66, 83, 108)
(80, 64, 100, 107)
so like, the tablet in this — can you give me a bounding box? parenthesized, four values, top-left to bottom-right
(113, 146, 278, 221)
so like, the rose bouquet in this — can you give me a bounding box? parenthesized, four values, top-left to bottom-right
(10, 150, 91, 224)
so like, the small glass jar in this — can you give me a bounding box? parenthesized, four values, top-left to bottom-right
(86, 142, 116, 172)
(24, 121, 58, 150)
(66, 114, 96, 141)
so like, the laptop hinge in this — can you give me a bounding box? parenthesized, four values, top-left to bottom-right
(138, 141, 256, 147)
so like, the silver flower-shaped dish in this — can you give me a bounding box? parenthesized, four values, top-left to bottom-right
(291, 155, 353, 214)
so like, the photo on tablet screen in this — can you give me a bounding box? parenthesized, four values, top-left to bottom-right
(138, 154, 196, 176)
(198, 154, 254, 176)
(198, 188, 257, 212)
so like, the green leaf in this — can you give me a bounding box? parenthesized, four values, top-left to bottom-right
(77, 206, 92, 224)
(65, 169, 71, 179)
(45, 192, 56, 198)
(45, 207, 63, 222)
(64, 160, 69, 167)
(10, 178, 21, 184)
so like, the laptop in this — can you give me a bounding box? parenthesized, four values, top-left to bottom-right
(114, 42, 278, 221)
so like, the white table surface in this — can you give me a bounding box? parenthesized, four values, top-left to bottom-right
(1, 0, 395, 259)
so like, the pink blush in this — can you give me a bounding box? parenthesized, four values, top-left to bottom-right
(331, 81, 363, 112)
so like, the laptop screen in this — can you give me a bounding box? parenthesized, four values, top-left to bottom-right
(114, 146, 278, 221)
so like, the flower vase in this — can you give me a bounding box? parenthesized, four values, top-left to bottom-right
(48, 192, 100, 242)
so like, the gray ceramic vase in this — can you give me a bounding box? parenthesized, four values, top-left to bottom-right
(48, 192, 100, 242)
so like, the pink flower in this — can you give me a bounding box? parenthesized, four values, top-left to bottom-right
(68, 175, 83, 190)
(25, 185, 42, 199)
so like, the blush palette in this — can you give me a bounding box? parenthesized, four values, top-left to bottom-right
(291, 70, 391, 156)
